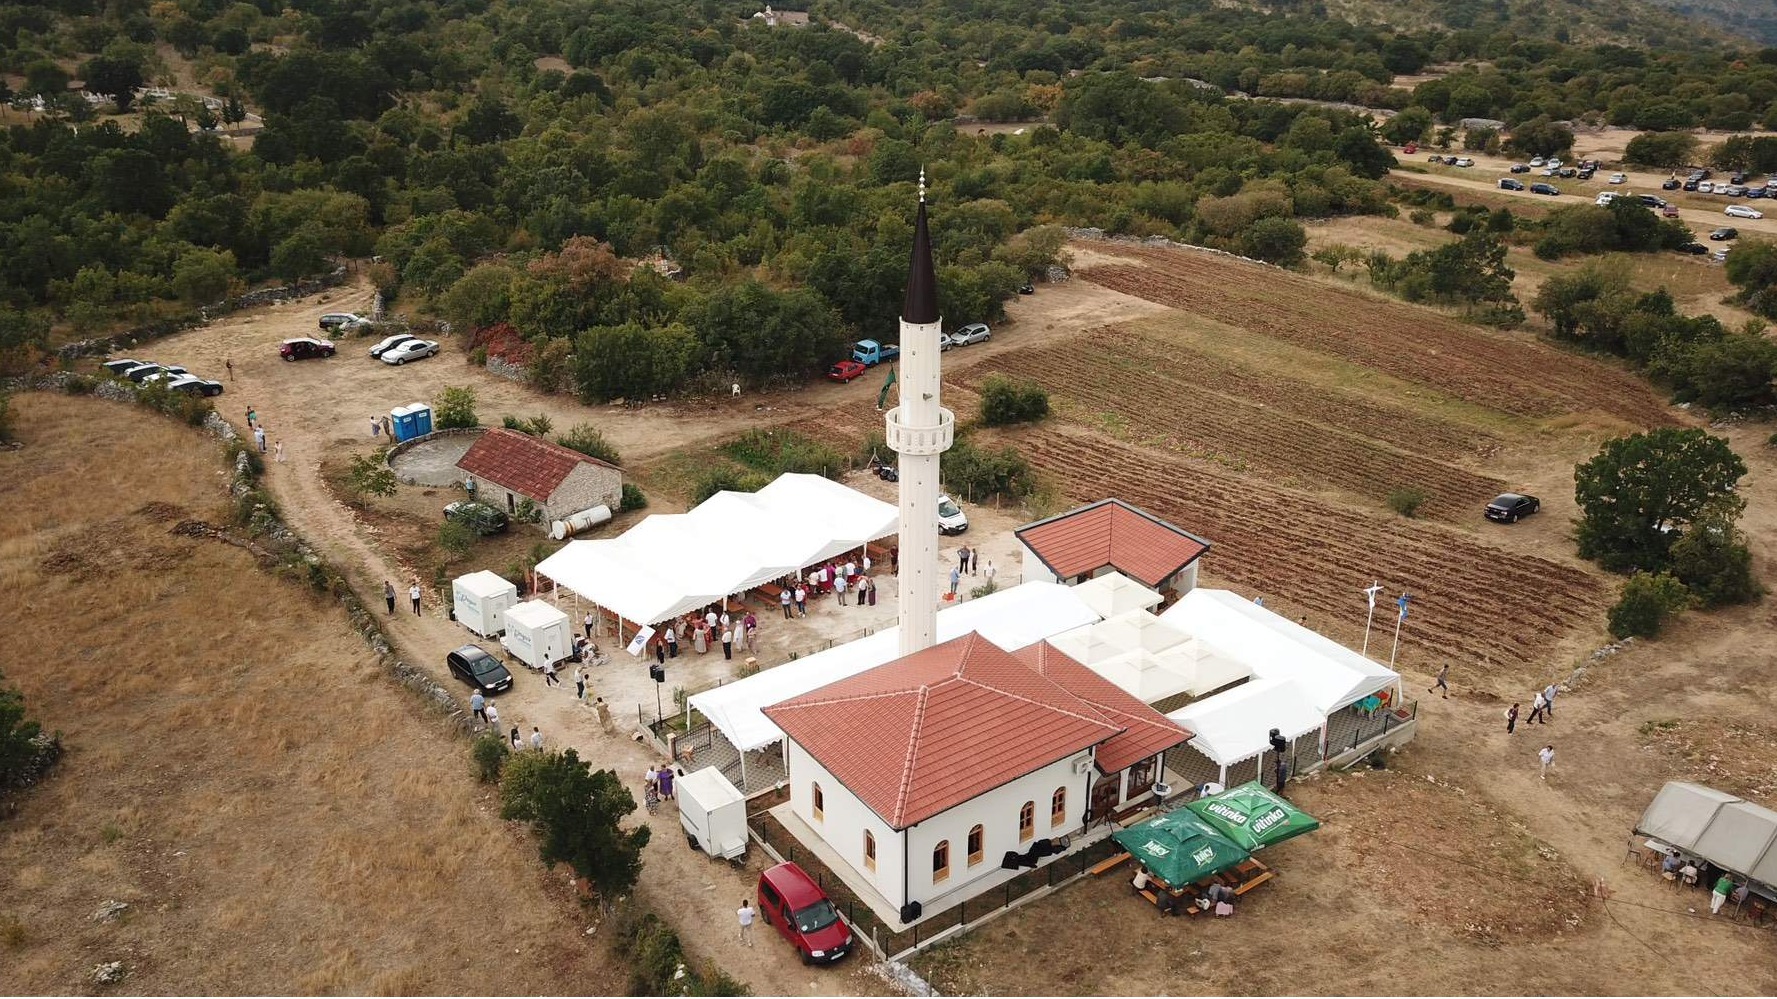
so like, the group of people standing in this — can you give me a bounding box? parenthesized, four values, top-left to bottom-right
(652, 606, 758, 663)
(776, 554, 881, 619)
(245, 405, 284, 463)
(948, 545, 994, 597)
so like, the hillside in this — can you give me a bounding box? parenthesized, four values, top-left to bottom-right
(1647, 0, 1777, 42)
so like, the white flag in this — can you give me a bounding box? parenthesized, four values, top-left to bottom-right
(1363, 581, 1381, 611)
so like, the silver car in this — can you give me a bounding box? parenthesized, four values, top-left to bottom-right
(947, 323, 991, 347)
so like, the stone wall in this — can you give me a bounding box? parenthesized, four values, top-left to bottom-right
(383, 426, 488, 485)
(55, 266, 350, 361)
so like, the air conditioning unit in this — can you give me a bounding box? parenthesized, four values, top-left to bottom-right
(1071, 755, 1094, 775)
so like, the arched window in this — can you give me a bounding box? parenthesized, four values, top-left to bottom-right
(1051, 787, 1067, 827)
(1019, 801, 1035, 842)
(864, 830, 876, 872)
(812, 782, 824, 822)
(932, 840, 950, 883)
(967, 824, 985, 867)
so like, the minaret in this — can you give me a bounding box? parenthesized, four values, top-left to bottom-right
(886, 170, 954, 656)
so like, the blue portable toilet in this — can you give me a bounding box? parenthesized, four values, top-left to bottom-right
(390, 404, 420, 442)
(411, 403, 434, 437)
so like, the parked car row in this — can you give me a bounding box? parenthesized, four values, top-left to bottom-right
(368, 333, 441, 365)
(941, 323, 992, 350)
(101, 357, 225, 396)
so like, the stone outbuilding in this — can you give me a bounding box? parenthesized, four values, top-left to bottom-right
(455, 428, 622, 526)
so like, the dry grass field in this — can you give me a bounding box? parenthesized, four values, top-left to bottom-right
(0, 394, 623, 995)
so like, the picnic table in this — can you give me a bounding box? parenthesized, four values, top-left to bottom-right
(1135, 858, 1275, 916)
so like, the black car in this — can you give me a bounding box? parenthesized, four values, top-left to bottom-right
(1558, 167, 1578, 178)
(1577, 167, 1595, 180)
(1683, 179, 1701, 191)
(102, 358, 146, 376)
(1731, 172, 1748, 185)
(1711, 227, 1739, 241)
(444, 500, 510, 535)
(166, 375, 225, 397)
(1510, 163, 1531, 173)
(1662, 178, 1681, 190)
(1677, 242, 1709, 255)
(1530, 183, 1560, 196)
(447, 645, 513, 694)
(1018, 283, 1035, 294)
(1485, 493, 1541, 523)
(1499, 178, 1525, 191)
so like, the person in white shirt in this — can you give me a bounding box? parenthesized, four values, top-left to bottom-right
(705, 609, 718, 630)
(1538, 744, 1555, 780)
(737, 899, 755, 946)
(530, 726, 543, 751)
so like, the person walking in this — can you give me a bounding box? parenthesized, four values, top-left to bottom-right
(594, 696, 612, 732)
(543, 659, 560, 687)
(834, 573, 848, 606)
(1711, 873, 1735, 915)
(246, 405, 256, 427)
(484, 701, 499, 735)
(665, 625, 678, 658)
(509, 726, 522, 750)
(470, 690, 486, 729)
(722, 627, 733, 660)
(658, 766, 675, 800)
(1542, 683, 1559, 720)
(794, 584, 807, 617)
(254, 425, 267, 454)
(583, 612, 595, 641)
(890, 546, 899, 573)
(274, 440, 284, 463)
(384, 580, 396, 615)
(530, 726, 544, 751)
(1527, 690, 1547, 725)
(409, 580, 422, 616)
(574, 667, 587, 700)
(653, 634, 666, 666)
(969, 546, 978, 575)
(225, 358, 234, 381)
(949, 565, 961, 597)
(380, 415, 393, 439)
(1538, 744, 1555, 781)
(370, 415, 381, 438)
(1505, 702, 1519, 734)
(737, 899, 755, 947)
(780, 588, 793, 619)
(985, 560, 996, 584)
(1429, 664, 1450, 699)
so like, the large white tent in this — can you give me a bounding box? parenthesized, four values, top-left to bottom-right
(535, 473, 897, 629)
(690, 580, 1102, 754)
(1637, 781, 1777, 886)
(1167, 678, 1325, 780)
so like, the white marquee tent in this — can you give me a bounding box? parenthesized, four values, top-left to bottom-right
(1638, 781, 1777, 885)
(689, 580, 1102, 754)
(1167, 678, 1325, 781)
(535, 473, 897, 629)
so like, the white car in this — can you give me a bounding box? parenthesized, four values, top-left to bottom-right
(1530, 156, 1546, 167)
(937, 494, 969, 535)
(947, 323, 991, 347)
(1609, 173, 1627, 184)
(1699, 182, 1716, 193)
(318, 312, 367, 330)
(1725, 204, 1764, 219)
(368, 333, 417, 358)
(1453, 157, 1474, 167)
(380, 339, 440, 365)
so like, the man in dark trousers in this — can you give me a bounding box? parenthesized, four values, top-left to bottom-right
(383, 580, 396, 615)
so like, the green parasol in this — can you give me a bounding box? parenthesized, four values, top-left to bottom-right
(1112, 808, 1250, 886)
(1185, 781, 1321, 851)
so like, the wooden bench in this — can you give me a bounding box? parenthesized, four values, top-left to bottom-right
(866, 542, 892, 565)
(1088, 852, 1131, 876)
(1234, 870, 1275, 896)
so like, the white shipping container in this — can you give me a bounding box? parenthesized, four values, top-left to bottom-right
(501, 600, 573, 672)
(452, 570, 518, 638)
(677, 767, 748, 861)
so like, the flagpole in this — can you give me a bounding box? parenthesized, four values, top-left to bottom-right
(1388, 593, 1409, 670)
(1361, 581, 1381, 657)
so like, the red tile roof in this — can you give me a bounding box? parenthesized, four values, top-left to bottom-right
(455, 428, 618, 502)
(1015, 499, 1210, 589)
(1011, 642, 1194, 773)
(763, 633, 1125, 829)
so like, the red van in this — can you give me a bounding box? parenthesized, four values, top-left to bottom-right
(756, 862, 854, 965)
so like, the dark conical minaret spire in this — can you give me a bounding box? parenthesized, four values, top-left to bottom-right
(902, 168, 940, 325)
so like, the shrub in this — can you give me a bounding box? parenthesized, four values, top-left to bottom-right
(0, 392, 11, 442)
(943, 436, 1037, 504)
(63, 374, 95, 395)
(1607, 571, 1693, 639)
(978, 374, 1051, 426)
(1409, 208, 1436, 226)
(439, 518, 478, 558)
(611, 909, 751, 997)
(434, 386, 479, 429)
(0, 667, 45, 791)
(1669, 523, 1762, 608)
(693, 466, 771, 504)
(619, 482, 647, 512)
(471, 733, 510, 783)
(499, 749, 651, 900)
(556, 424, 622, 466)
(345, 452, 398, 506)
(1387, 487, 1428, 517)
(722, 428, 845, 478)
(514, 498, 542, 524)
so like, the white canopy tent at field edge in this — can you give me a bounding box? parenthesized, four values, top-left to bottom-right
(533, 473, 897, 632)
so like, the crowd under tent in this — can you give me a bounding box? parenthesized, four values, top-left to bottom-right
(1637, 782, 1777, 886)
(688, 580, 1102, 779)
(533, 473, 897, 632)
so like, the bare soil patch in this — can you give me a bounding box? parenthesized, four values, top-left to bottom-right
(0, 394, 624, 994)
(1637, 719, 1777, 800)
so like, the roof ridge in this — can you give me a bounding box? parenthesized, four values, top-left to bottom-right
(893, 683, 932, 827)
(955, 671, 1120, 732)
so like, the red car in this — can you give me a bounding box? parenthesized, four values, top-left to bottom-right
(826, 360, 867, 383)
(757, 862, 853, 965)
(279, 337, 336, 361)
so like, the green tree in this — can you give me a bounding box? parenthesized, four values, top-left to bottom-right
(499, 749, 650, 899)
(0, 667, 45, 789)
(1381, 106, 1432, 146)
(22, 59, 69, 99)
(978, 374, 1051, 426)
(171, 248, 240, 306)
(438, 517, 478, 558)
(1333, 127, 1395, 179)
(345, 452, 398, 506)
(1623, 131, 1699, 168)
(1506, 117, 1574, 158)
(555, 424, 622, 466)
(437, 263, 518, 336)
(1239, 217, 1308, 265)
(572, 322, 699, 403)
(993, 225, 1072, 278)
(1668, 518, 1762, 608)
(270, 228, 329, 283)
(1575, 428, 1747, 573)
(434, 386, 479, 429)
(79, 52, 147, 112)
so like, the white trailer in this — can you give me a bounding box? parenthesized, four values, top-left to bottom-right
(677, 767, 748, 861)
(500, 600, 572, 672)
(452, 570, 518, 638)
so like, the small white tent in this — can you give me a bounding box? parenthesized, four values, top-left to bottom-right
(501, 600, 573, 672)
(452, 570, 518, 638)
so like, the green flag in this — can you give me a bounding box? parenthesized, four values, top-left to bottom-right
(1112, 808, 1249, 886)
(1185, 781, 1321, 851)
(877, 365, 897, 410)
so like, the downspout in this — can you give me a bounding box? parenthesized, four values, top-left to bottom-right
(901, 825, 911, 916)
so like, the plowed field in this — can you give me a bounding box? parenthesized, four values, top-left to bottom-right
(1018, 427, 1606, 673)
(1078, 245, 1675, 426)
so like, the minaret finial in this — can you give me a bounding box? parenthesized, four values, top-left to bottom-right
(918, 166, 926, 204)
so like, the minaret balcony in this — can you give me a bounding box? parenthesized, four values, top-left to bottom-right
(884, 406, 954, 455)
